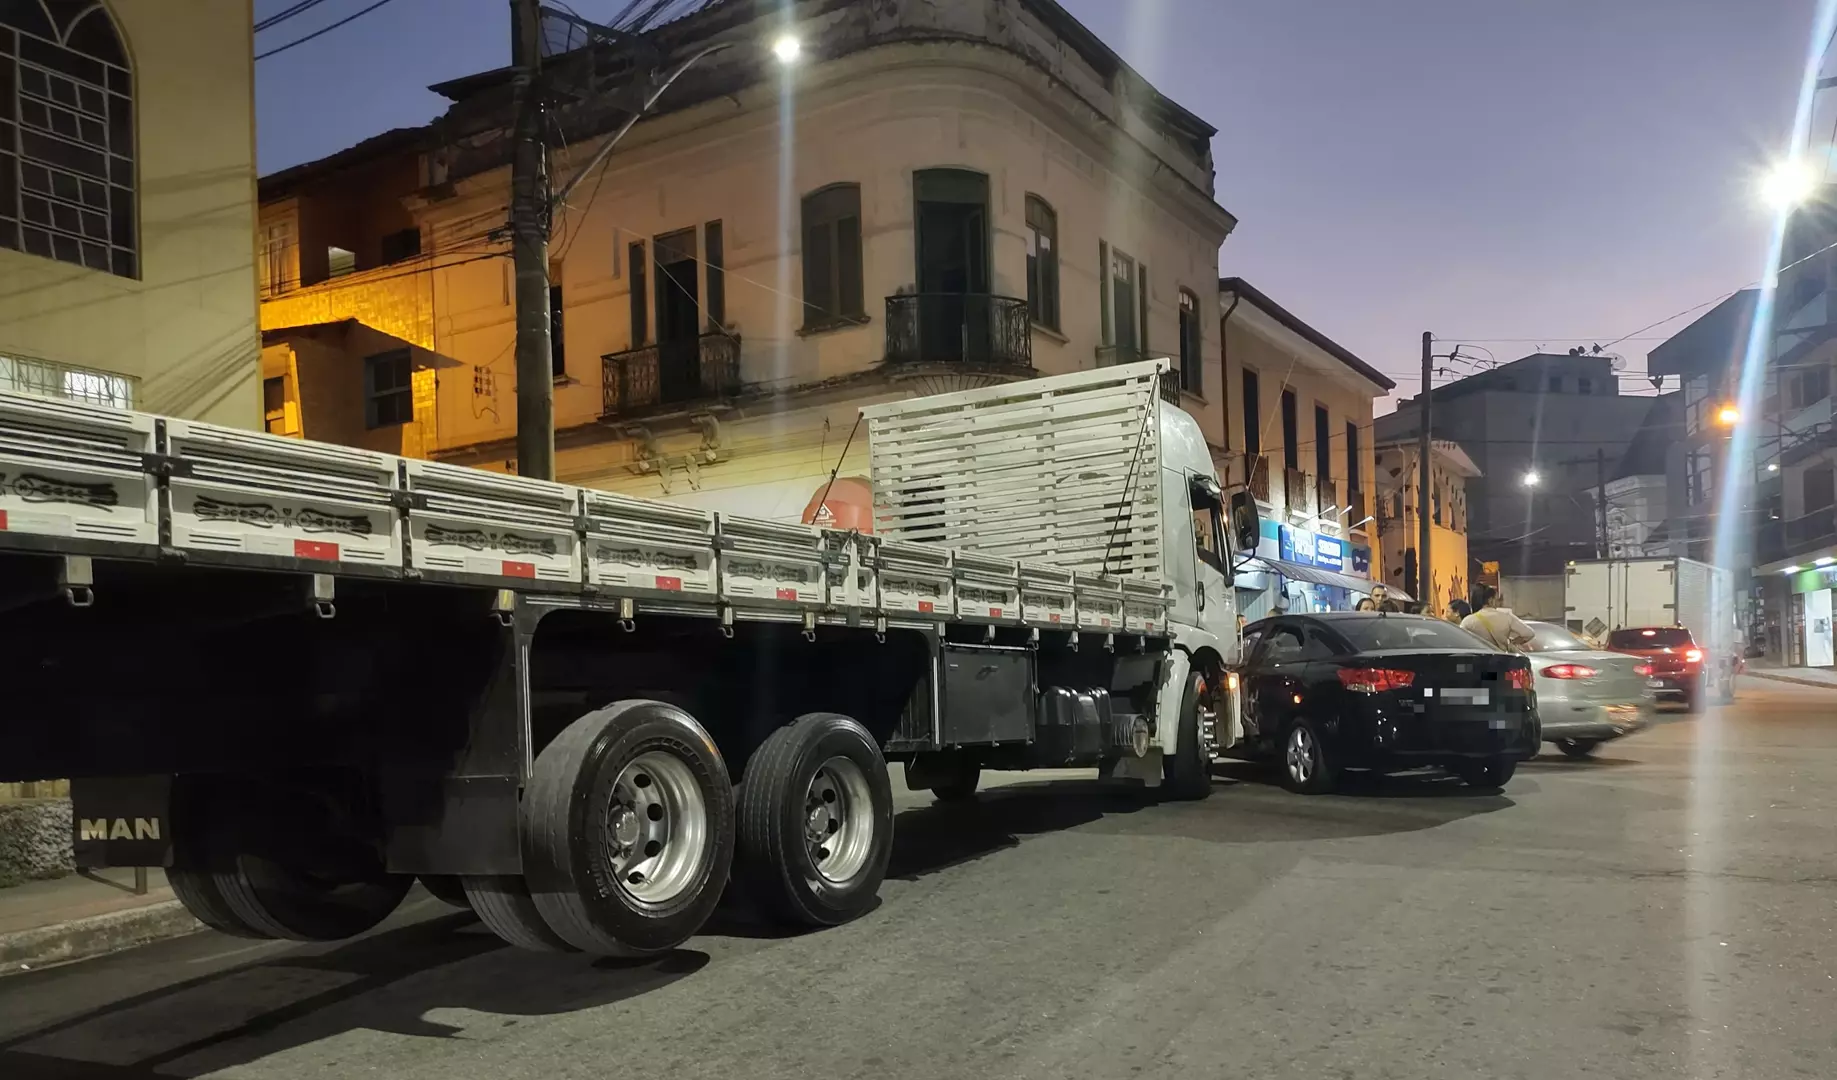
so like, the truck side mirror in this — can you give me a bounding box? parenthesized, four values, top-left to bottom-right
(1228, 490, 1260, 553)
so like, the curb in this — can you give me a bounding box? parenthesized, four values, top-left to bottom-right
(0, 899, 203, 974)
(1746, 670, 1837, 691)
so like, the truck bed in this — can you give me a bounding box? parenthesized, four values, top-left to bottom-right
(0, 390, 1172, 636)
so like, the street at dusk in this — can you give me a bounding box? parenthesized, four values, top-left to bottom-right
(4, 678, 1834, 1080)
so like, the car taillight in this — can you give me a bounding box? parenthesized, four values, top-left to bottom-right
(1634, 662, 1652, 676)
(1684, 649, 1703, 664)
(1338, 667, 1416, 693)
(1507, 668, 1534, 691)
(1543, 664, 1598, 680)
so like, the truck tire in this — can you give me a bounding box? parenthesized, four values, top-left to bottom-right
(930, 759, 981, 803)
(1163, 667, 1213, 801)
(168, 867, 270, 939)
(524, 700, 734, 956)
(463, 875, 576, 952)
(420, 874, 470, 909)
(211, 857, 412, 942)
(736, 712, 894, 927)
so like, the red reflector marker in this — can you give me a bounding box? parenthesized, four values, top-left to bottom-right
(918, 600, 935, 614)
(1337, 667, 1416, 693)
(1543, 664, 1598, 680)
(655, 576, 683, 591)
(294, 539, 340, 561)
(0, 509, 9, 530)
(502, 561, 536, 579)
(776, 587, 798, 601)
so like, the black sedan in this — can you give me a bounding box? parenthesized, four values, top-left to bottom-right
(1235, 612, 1540, 793)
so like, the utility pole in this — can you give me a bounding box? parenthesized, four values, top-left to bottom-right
(1418, 331, 1433, 608)
(1595, 447, 1608, 560)
(510, 0, 555, 480)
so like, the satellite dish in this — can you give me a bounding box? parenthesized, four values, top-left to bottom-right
(1609, 355, 1627, 371)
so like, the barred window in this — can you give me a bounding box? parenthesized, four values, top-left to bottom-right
(0, 1, 137, 278)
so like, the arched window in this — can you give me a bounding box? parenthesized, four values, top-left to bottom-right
(0, 1, 136, 278)
(800, 182, 863, 328)
(1024, 194, 1058, 331)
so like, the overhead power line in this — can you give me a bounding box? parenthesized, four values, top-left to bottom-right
(256, 0, 404, 61)
(255, 0, 335, 33)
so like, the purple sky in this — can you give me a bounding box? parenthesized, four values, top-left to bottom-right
(254, 0, 1820, 405)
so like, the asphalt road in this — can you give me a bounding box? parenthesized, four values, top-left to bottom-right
(2, 676, 1834, 1079)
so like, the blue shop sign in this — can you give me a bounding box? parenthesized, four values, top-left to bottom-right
(1278, 524, 1356, 575)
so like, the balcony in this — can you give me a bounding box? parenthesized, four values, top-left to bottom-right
(1247, 456, 1271, 503)
(602, 333, 742, 417)
(1284, 467, 1314, 516)
(1156, 368, 1181, 404)
(884, 294, 1031, 370)
(1315, 475, 1339, 515)
(1785, 506, 1837, 551)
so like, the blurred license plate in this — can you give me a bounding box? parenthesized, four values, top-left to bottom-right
(1647, 679, 1665, 688)
(1438, 688, 1490, 705)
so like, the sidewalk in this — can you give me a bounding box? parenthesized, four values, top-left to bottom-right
(1745, 666, 1837, 690)
(0, 868, 200, 973)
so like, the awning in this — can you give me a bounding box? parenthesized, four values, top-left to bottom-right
(1249, 557, 1408, 600)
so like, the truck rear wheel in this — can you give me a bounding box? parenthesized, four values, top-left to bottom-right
(736, 713, 893, 927)
(524, 700, 734, 956)
(463, 875, 576, 952)
(211, 857, 411, 942)
(419, 874, 470, 909)
(169, 867, 270, 939)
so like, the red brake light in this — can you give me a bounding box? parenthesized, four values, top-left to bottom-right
(1634, 662, 1652, 676)
(1684, 649, 1704, 664)
(1507, 668, 1534, 691)
(1543, 664, 1598, 680)
(1338, 667, 1415, 693)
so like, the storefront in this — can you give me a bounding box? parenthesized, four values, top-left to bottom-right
(1235, 520, 1387, 620)
(1785, 564, 1837, 668)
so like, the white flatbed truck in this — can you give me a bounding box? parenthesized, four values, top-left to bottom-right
(0, 360, 1252, 955)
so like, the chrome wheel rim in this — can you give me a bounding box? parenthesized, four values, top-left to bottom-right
(603, 750, 709, 907)
(1286, 726, 1315, 785)
(806, 756, 874, 885)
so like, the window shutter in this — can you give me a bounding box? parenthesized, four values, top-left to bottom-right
(1099, 241, 1111, 345)
(628, 241, 647, 346)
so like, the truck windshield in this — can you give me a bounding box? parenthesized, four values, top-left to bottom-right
(1607, 628, 1694, 649)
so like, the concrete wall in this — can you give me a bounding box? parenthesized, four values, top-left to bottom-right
(0, 0, 259, 427)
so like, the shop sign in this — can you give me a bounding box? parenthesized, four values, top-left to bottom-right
(1278, 525, 1353, 574)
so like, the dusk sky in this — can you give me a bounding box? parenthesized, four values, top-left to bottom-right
(253, 0, 1823, 406)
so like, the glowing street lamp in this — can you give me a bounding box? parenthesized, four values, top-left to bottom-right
(1760, 158, 1818, 212)
(1522, 470, 1540, 488)
(771, 32, 802, 64)
(1716, 404, 1741, 427)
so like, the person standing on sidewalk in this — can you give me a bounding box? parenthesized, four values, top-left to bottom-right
(1461, 583, 1534, 652)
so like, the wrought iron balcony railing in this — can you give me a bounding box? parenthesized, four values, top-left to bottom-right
(602, 332, 742, 417)
(884, 293, 1032, 370)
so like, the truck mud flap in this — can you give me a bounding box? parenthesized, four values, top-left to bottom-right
(70, 775, 173, 869)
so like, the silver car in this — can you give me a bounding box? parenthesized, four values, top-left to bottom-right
(1524, 621, 1656, 758)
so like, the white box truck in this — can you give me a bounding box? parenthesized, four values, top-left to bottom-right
(1565, 556, 1739, 707)
(0, 360, 1254, 957)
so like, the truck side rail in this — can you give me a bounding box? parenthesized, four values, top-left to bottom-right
(0, 390, 1172, 635)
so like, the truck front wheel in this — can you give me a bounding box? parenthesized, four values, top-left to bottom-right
(736, 713, 894, 927)
(1163, 667, 1214, 800)
(524, 700, 735, 956)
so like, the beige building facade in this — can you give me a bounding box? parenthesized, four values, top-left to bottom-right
(256, 0, 1234, 524)
(1374, 438, 1481, 614)
(1216, 278, 1394, 618)
(0, 0, 259, 426)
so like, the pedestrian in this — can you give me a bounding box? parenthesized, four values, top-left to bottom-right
(1355, 596, 1377, 612)
(1371, 583, 1404, 613)
(1461, 582, 1534, 652)
(1447, 598, 1472, 623)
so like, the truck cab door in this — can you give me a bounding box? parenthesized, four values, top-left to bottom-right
(1187, 475, 1237, 649)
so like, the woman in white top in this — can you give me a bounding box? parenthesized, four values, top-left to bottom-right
(1460, 583, 1535, 652)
